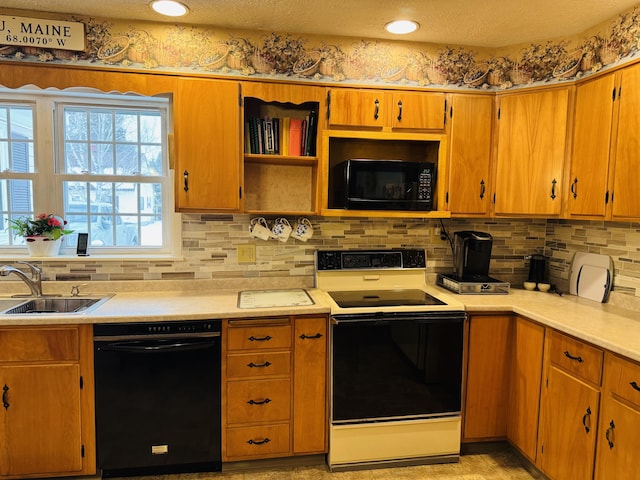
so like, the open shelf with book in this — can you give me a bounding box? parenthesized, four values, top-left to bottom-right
(241, 83, 323, 214)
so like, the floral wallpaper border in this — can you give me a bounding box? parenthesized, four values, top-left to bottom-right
(1, 5, 640, 89)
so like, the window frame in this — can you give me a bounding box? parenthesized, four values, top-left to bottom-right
(0, 86, 180, 258)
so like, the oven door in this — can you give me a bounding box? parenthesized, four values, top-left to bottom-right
(331, 312, 465, 424)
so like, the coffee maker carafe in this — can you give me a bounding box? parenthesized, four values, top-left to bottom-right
(453, 231, 493, 280)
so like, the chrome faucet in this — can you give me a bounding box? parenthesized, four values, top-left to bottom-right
(0, 262, 43, 297)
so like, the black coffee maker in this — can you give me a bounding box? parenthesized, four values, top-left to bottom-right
(453, 231, 493, 280)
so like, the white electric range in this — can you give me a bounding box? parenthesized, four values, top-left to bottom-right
(315, 249, 466, 472)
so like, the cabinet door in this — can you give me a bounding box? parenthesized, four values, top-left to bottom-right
(0, 364, 83, 477)
(507, 316, 545, 462)
(293, 316, 327, 454)
(595, 396, 640, 480)
(568, 73, 616, 217)
(538, 366, 600, 480)
(175, 78, 242, 212)
(463, 314, 512, 440)
(390, 91, 446, 130)
(327, 89, 385, 128)
(447, 94, 494, 215)
(612, 63, 640, 218)
(494, 88, 568, 215)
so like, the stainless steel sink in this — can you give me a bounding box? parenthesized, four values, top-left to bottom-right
(1, 295, 113, 315)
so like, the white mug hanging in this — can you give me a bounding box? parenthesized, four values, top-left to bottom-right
(271, 217, 292, 242)
(290, 217, 314, 242)
(249, 217, 271, 240)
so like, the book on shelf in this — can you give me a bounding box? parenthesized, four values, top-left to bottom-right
(289, 117, 304, 156)
(245, 112, 317, 157)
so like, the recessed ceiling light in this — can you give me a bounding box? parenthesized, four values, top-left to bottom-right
(150, 0, 189, 17)
(385, 20, 419, 35)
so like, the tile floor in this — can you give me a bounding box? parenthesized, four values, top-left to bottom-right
(111, 448, 543, 480)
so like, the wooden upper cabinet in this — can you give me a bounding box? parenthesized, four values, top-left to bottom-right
(389, 91, 446, 130)
(327, 88, 446, 131)
(567, 73, 616, 218)
(174, 78, 242, 212)
(494, 87, 569, 216)
(612, 63, 640, 219)
(446, 94, 494, 215)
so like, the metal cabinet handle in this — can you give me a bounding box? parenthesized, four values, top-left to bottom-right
(480, 180, 486, 200)
(606, 420, 616, 449)
(563, 350, 584, 363)
(247, 398, 271, 405)
(248, 335, 272, 342)
(397, 100, 403, 121)
(374, 99, 380, 120)
(247, 361, 271, 368)
(551, 178, 557, 200)
(630, 381, 640, 392)
(571, 177, 578, 199)
(183, 170, 189, 192)
(582, 406, 592, 433)
(299, 333, 323, 340)
(2, 384, 8, 410)
(247, 438, 271, 445)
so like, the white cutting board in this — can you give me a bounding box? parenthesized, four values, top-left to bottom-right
(237, 289, 314, 308)
(576, 264, 611, 302)
(569, 252, 614, 301)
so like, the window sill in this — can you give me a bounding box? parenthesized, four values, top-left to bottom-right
(0, 253, 184, 262)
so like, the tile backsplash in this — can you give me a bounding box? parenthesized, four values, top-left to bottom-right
(2, 214, 639, 299)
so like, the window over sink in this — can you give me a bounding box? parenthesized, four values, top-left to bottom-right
(0, 87, 179, 256)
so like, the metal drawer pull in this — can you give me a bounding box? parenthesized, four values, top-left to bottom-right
(606, 420, 615, 449)
(247, 398, 271, 405)
(571, 177, 578, 199)
(480, 180, 486, 200)
(248, 335, 272, 342)
(374, 99, 380, 120)
(397, 100, 403, 121)
(582, 406, 592, 433)
(247, 361, 271, 368)
(2, 384, 8, 410)
(563, 351, 584, 363)
(630, 381, 640, 392)
(299, 333, 323, 340)
(551, 178, 557, 200)
(247, 438, 270, 445)
(183, 170, 189, 192)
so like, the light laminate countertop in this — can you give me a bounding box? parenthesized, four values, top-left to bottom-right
(1, 286, 639, 363)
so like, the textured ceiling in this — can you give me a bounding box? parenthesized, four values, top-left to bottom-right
(1, 0, 638, 48)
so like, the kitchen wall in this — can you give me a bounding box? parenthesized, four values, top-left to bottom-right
(6, 215, 638, 301)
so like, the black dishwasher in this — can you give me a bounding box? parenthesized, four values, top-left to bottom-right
(94, 320, 221, 478)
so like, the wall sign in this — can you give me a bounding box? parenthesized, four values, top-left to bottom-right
(0, 15, 85, 51)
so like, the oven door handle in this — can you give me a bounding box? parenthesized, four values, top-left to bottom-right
(97, 339, 218, 353)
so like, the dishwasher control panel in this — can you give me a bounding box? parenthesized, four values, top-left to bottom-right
(94, 320, 220, 337)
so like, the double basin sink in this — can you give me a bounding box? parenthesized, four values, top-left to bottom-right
(0, 295, 113, 315)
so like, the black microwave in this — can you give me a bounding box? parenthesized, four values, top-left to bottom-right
(332, 159, 435, 211)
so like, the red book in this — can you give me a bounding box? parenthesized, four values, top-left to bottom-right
(289, 118, 303, 156)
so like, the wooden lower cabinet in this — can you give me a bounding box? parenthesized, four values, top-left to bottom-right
(0, 326, 95, 479)
(506, 316, 545, 463)
(538, 366, 600, 480)
(595, 354, 640, 480)
(463, 314, 512, 441)
(537, 331, 603, 480)
(222, 315, 327, 462)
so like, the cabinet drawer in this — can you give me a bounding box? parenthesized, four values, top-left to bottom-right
(227, 378, 291, 424)
(226, 423, 290, 459)
(0, 327, 79, 362)
(227, 351, 291, 379)
(227, 324, 292, 351)
(605, 354, 640, 408)
(549, 331, 603, 385)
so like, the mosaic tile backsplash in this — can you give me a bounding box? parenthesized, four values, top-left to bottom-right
(2, 214, 639, 298)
